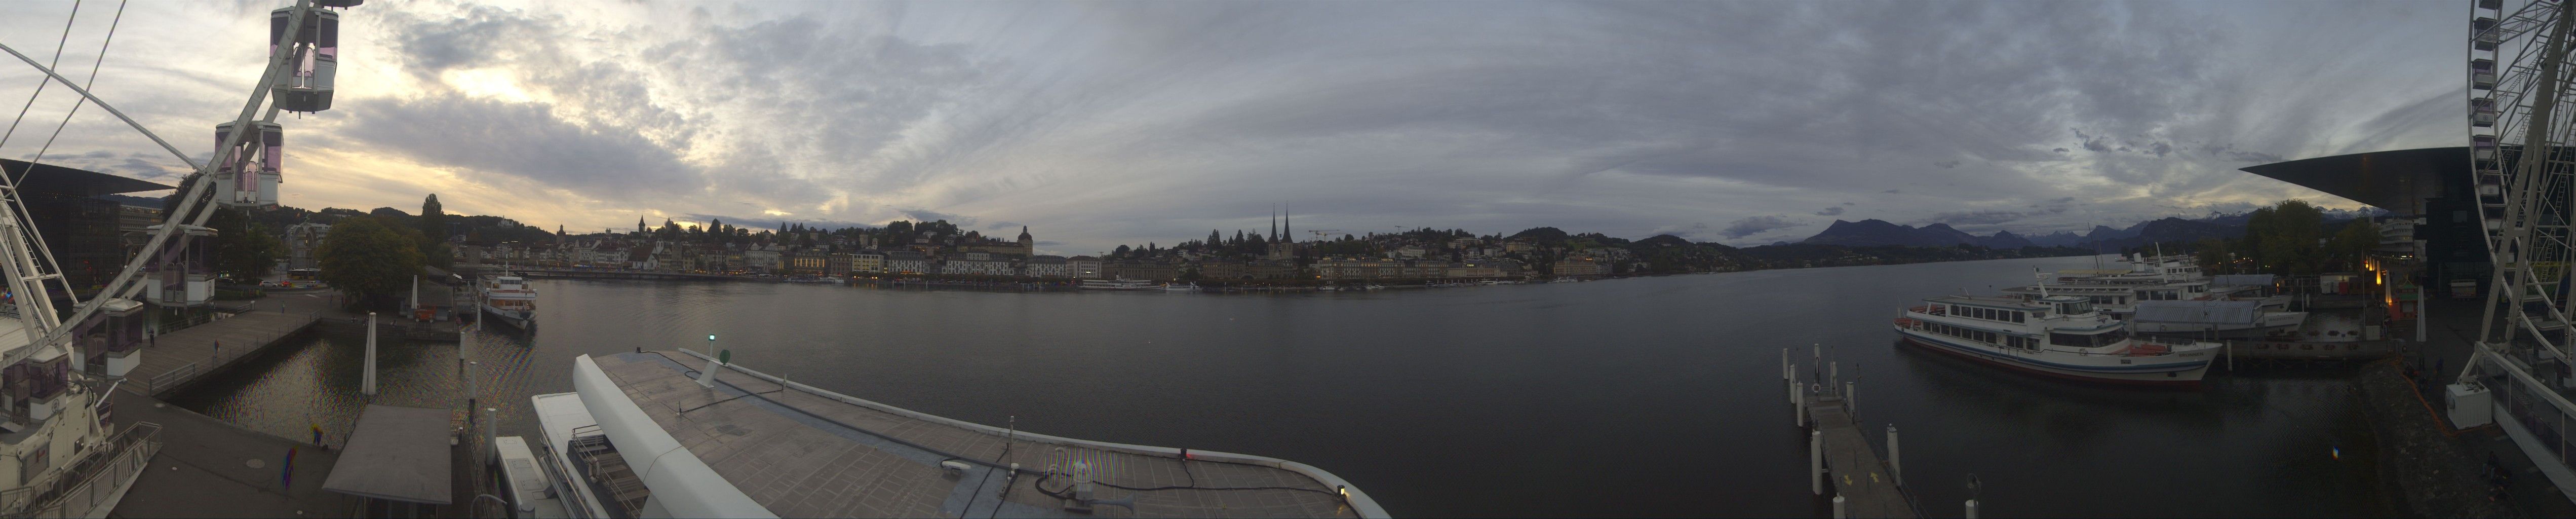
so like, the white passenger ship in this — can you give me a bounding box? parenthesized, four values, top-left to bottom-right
(1998, 254, 2305, 338)
(1894, 292, 2220, 385)
(480, 273, 538, 329)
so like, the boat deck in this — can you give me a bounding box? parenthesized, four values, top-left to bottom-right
(590, 351, 1377, 518)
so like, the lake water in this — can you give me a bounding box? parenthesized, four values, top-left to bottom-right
(168, 255, 2391, 517)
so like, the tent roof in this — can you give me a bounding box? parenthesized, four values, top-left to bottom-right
(321, 405, 453, 504)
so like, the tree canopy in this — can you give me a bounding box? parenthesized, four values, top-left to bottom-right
(2243, 199, 2326, 276)
(206, 208, 282, 281)
(317, 215, 425, 309)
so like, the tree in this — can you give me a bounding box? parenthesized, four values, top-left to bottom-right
(2325, 219, 2378, 272)
(205, 208, 282, 281)
(2245, 199, 2325, 275)
(419, 194, 446, 243)
(2193, 238, 2231, 274)
(317, 216, 425, 309)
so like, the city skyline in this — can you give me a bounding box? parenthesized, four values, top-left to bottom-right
(0, 1, 2463, 254)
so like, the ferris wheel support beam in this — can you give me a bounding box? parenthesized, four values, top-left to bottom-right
(0, 0, 317, 369)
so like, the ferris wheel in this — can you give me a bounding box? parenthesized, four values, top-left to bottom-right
(0, 0, 362, 372)
(2465, 0, 2576, 429)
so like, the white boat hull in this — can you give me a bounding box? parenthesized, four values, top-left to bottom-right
(483, 303, 534, 329)
(1894, 326, 2212, 385)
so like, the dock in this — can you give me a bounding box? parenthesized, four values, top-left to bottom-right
(1788, 349, 1926, 519)
(463, 266, 754, 282)
(1803, 391, 1916, 518)
(127, 292, 341, 397)
(103, 388, 354, 518)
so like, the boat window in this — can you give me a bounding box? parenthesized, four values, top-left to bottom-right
(2050, 332, 2087, 347)
(2012, 312, 2024, 323)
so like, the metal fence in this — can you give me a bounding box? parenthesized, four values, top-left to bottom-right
(0, 421, 164, 517)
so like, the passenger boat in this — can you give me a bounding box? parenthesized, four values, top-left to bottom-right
(1998, 255, 2304, 338)
(1161, 283, 1202, 292)
(1077, 278, 1163, 290)
(480, 273, 538, 329)
(529, 350, 1386, 517)
(1893, 292, 2219, 385)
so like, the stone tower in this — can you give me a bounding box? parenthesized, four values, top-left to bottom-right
(1018, 226, 1034, 256)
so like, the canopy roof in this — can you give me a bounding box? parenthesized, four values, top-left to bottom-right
(322, 405, 453, 504)
(0, 159, 174, 197)
(2238, 147, 2460, 213)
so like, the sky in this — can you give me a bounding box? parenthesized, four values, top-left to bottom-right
(0, 1, 2470, 253)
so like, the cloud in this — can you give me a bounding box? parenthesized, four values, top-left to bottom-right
(0, 1, 2453, 252)
(1925, 210, 2025, 226)
(1720, 215, 1803, 239)
(1815, 206, 1846, 216)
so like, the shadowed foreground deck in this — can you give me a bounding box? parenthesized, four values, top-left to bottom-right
(591, 350, 1382, 517)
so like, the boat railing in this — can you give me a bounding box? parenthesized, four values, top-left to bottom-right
(0, 421, 163, 518)
(1906, 305, 1944, 315)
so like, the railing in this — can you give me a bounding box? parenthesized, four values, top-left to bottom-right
(145, 362, 199, 395)
(0, 422, 163, 518)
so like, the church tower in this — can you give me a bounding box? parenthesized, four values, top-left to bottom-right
(1018, 226, 1034, 256)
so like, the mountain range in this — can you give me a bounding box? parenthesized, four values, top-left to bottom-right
(1799, 209, 2379, 251)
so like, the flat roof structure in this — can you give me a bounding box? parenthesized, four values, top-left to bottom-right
(566, 350, 1385, 517)
(0, 159, 174, 196)
(322, 404, 454, 505)
(2237, 146, 2462, 212)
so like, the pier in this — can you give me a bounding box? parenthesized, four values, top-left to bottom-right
(127, 293, 340, 397)
(466, 266, 754, 282)
(1788, 349, 1925, 519)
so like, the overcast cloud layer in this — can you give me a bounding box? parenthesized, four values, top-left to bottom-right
(0, 1, 2466, 252)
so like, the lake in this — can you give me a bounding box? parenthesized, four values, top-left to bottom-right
(169, 255, 2390, 517)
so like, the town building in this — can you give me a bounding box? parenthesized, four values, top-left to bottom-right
(1555, 258, 1608, 278)
(826, 253, 852, 276)
(1067, 256, 1102, 279)
(789, 250, 827, 275)
(1024, 255, 1068, 278)
(851, 251, 885, 274)
(744, 247, 782, 274)
(941, 252, 1016, 276)
(883, 250, 929, 275)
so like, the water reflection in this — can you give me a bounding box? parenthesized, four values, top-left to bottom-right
(172, 257, 2394, 517)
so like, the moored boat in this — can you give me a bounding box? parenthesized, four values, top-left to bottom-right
(1893, 293, 2218, 386)
(481, 273, 538, 329)
(1077, 278, 1163, 290)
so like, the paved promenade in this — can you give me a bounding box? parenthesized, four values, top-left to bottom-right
(127, 292, 348, 396)
(105, 388, 354, 518)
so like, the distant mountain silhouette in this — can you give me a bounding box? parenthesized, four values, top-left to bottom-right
(1798, 207, 2383, 251)
(1800, 219, 2032, 248)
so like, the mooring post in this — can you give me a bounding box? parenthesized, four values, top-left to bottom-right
(1887, 425, 1902, 487)
(363, 312, 377, 396)
(1787, 362, 1799, 404)
(1794, 382, 1807, 426)
(1845, 381, 1856, 416)
(1829, 360, 1838, 389)
(1831, 495, 1847, 518)
(1810, 429, 1824, 496)
(1782, 348, 1790, 381)
(1966, 499, 1980, 519)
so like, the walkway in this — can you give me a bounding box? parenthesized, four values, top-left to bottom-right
(1803, 390, 1916, 519)
(105, 387, 354, 518)
(127, 291, 345, 396)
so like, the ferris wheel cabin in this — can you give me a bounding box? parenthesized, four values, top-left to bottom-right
(213, 121, 281, 208)
(268, 7, 338, 114)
